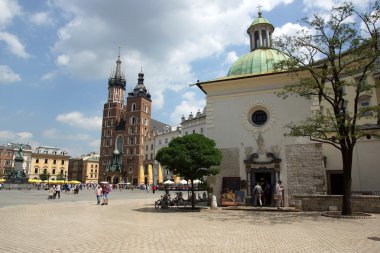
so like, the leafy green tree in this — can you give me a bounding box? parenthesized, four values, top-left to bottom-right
(156, 134, 222, 209)
(39, 170, 48, 181)
(56, 172, 65, 180)
(274, 2, 380, 215)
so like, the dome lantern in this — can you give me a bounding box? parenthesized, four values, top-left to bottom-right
(247, 10, 274, 51)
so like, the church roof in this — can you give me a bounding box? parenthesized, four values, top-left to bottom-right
(227, 48, 288, 76)
(248, 12, 274, 30)
(227, 11, 288, 77)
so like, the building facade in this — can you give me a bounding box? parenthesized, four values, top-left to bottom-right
(30, 146, 70, 181)
(0, 143, 32, 178)
(196, 11, 380, 206)
(99, 54, 167, 185)
(0, 145, 13, 177)
(68, 152, 99, 183)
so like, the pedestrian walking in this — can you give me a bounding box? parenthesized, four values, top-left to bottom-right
(95, 186, 102, 205)
(152, 185, 156, 194)
(275, 180, 284, 209)
(101, 183, 111, 205)
(55, 184, 61, 199)
(253, 182, 263, 207)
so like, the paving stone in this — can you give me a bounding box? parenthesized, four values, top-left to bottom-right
(0, 190, 379, 253)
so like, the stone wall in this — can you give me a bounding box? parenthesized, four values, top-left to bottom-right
(208, 148, 240, 205)
(294, 195, 380, 213)
(286, 143, 326, 205)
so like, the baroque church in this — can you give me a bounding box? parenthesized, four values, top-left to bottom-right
(99, 54, 167, 185)
(196, 11, 380, 206)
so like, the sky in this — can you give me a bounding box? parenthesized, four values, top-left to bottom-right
(0, 0, 373, 157)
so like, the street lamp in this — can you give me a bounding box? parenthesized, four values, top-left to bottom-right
(47, 172, 50, 189)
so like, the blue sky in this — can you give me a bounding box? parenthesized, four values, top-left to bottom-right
(0, 0, 372, 156)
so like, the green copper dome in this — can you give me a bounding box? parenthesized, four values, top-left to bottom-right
(249, 15, 274, 30)
(227, 49, 288, 76)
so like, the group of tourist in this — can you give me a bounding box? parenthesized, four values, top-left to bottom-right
(95, 183, 112, 205)
(253, 180, 284, 209)
(48, 184, 61, 199)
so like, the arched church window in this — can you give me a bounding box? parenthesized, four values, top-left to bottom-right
(254, 31, 259, 49)
(116, 135, 123, 153)
(261, 30, 267, 47)
(132, 103, 136, 111)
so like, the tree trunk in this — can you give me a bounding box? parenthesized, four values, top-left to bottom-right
(341, 147, 353, 215)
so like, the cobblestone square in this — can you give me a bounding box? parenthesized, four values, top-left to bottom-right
(0, 189, 379, 253)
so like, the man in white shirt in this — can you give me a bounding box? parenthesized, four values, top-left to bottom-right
(253, 182, 263, 207)
(56, 184, 61, 199)
(275, 180, 284, 209)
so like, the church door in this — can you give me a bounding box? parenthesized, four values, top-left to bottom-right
(251, 169, 275, 206)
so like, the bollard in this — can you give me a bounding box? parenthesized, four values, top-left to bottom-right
(210, 194, 218, 210)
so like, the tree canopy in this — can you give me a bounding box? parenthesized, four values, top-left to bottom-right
(273, 1, 380, 215)
(156, 133, 222, 208)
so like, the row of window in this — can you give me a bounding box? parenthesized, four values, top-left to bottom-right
(156, 129, 204, 146)
(0, 159, 12, 166)
(35, 159, 65, 165)
(131, 103, 149, 113)
(0, 152, 12, 157)
(34, 168, 65, 175)
(129, 116, 149, 126)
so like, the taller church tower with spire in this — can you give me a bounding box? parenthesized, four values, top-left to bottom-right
(99, 53, 154, 185)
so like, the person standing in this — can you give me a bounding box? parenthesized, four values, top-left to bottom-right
(152, 185, 156, 194)
(275, 180, 284, 209)
(95, 186, 102, 205)
(55, 184, 61, 199)
(253, 182, 263, 207)
(101, 184, 111, 205)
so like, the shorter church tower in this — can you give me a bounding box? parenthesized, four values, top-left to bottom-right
(125, 70, 152, 185)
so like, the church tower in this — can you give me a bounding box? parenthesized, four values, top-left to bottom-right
(99, 52, 154, 185)
(125, 70, 152, 185)
(99, 53, 127, 182)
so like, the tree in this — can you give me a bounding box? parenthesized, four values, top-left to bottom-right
(156, 134, 222, 209)
(39, 170, 48, 181)
(274, 2, 380, 215)
(56, 172, 65, 180)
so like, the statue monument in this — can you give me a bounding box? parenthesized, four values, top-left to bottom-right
(7, 146, 28, 184)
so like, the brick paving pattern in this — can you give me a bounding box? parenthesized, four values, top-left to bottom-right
(0, 190, 379, 253)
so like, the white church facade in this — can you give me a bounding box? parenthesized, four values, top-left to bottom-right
(196, 11, 380, 206)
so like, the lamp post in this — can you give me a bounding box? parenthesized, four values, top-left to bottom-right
(47, 172, 50, 189)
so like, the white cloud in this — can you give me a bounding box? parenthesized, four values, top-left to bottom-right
(49, 0, 295, 110)
(169, 92, 205, 125)
(0, 32, 30, 58)
(56, 111, 102, 130)
(29, 12, 54, 26)
(0, 0, 21, 29)
(273, 22, 314, 38)
(56, 54, 70, 66)
(224, 51, 239, 65)
(42, 71, 57, 80)
(0, 65, 21, 83)
(0, 130, 33, 143)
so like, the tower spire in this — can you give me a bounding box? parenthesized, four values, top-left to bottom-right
(114, 46, 122, 79)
